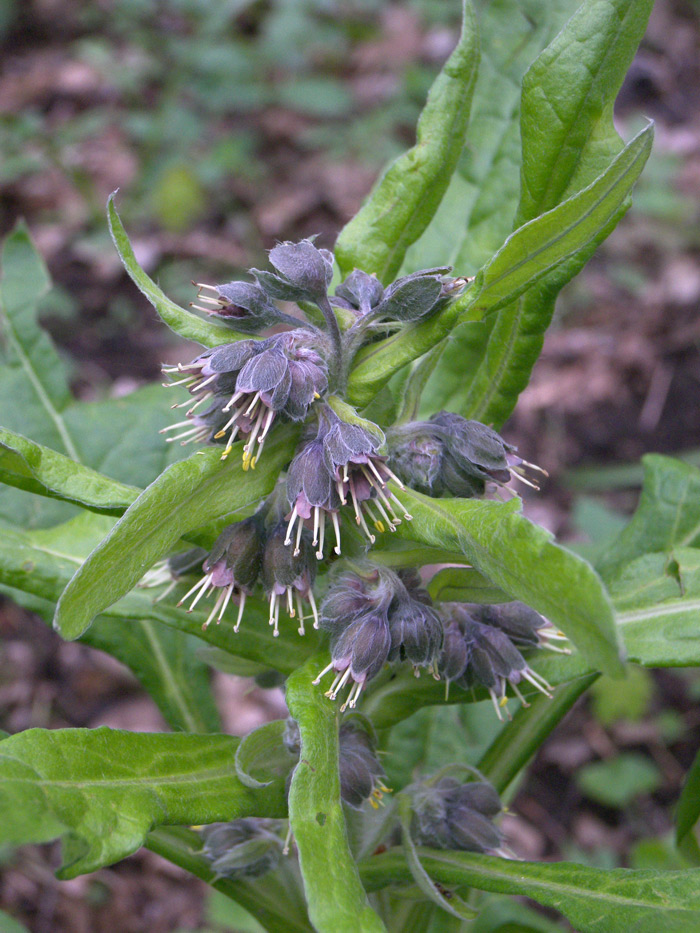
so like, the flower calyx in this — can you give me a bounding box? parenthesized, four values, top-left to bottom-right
(407, 775, 504, 855)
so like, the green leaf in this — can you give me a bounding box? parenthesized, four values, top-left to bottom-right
(0, 727, 286, 878)
(0, 514, 313, 677)
(54, 431, 296, 640)
(346, 125, 652, 412)
(0, 911, 30, 933)
(577, 753, 661, 808)
(394, 487, 624, 677)
(0, 222, 78, 460)
(108, 194, 244, 348)
(360, 850, 700, 932)
(427, 566, 509, 604)
(334, 1, 479, 283)
(596, 454, 700, 581)
(286, 656, 387, 933)
(0, 428, 139, 514)
(424, 0, 654, 424)
(403, 0, 579, 276)
(235, 720, 296, 790)
(472, 898, 565, 933)
(677, 747, 700, 846)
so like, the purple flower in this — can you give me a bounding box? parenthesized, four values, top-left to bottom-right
(409, 776, 504, 854)
(262, 521, 318, 635)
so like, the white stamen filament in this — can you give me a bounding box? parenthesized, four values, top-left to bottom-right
(178, 572, 212, 606)
(308, 589, 319, 629)
(284, 506, 298, 546)
(331, 511, 342, 555)
(313, 660, 336, 685)
(234, 592, 246, 632)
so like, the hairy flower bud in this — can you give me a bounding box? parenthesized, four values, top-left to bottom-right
(252, 238, 334, 303)
(333, 269, 385, 315)
(387, 595, 443, 674)
(437, 621, 470, 695)
(409, 776, 503, 854)
(178, 516, 264, 631)
(262, 521, 317, 635)
(200, 819, 283, 880)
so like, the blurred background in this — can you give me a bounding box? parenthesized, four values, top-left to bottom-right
(0, 0, 699, 930)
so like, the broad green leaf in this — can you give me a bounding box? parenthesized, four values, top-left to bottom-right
(0, 516, 313, 677)
(0, 727, 286, 878)
(108, 194, 243, 348)
(427, 567, 509, 604)
(346, 125, 652, 411)
(596, 454, 700, 581)
(55, 431, 296, 640)
(0, 911, 30, 933)
(404, 0, 578, 276)
(423, 0, 654, 424)
(334, 1, 479, 283)
(517, 0, 654, 223)
(286, 656, 387, 933)
(677, 747, 700, 846)
(235, 720, 295, 789)
(0, 427, 138, 515)
(147, 826, 313, 933)
(472, 898, 565, 933)
(394, 487, 624, 676)
(360, 851, 700, 932)
(0, 223, 78, 460)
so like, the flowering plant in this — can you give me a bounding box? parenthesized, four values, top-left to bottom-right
(2, 1, 700, 931)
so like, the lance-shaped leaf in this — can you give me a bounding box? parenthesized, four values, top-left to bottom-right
(334, 0, 479, 283)
(424, 0, 654, 425)
(346, 125, 651, 410)
(0, 728, 286, 879)
(108, 194, 246, 348)
(394, 487, 624, 676)
(286, 656, 387, 933)
(0, 428, 139, 515)
(54, 431, 297, 641)
(359, 850, 700, 932)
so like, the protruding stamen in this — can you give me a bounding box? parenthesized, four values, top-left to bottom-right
(327, 666, 352, 700)
(316, 510, 326, 560)
(284, 507, 298, 546)
(295, 591, 305, 636)
(234, 592, 247, 633)
(489, 688, 504, 722)
(308, 589, 319, 629)
(178, 572, 212, 607)
(331, 511, 342, 555)
(313, 660, 336, 685)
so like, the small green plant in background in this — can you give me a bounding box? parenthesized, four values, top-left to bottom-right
(2, 1, 700, 931)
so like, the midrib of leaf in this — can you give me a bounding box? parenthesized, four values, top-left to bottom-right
(618, 599, 700, 625)
(18, 766, 237, 788)
(423, 852, 696, 911)
(138, 620, 202, 734)
(3, 324, 81, 463)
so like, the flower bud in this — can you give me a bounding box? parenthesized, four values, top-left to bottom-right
(409, 776, 503, 854)
(178, 516, 264, 632)
(262, 520, 317, 635)
(375, 272, 444, 322)
(333, 270, 384, 315)
(387, 596, 443, 674)
(253, 239, 334, 303)
(200, 819, 283, 880)
(437, 621, 470, 693)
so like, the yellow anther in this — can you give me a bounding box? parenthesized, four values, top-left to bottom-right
(374, 521, 385, 533)
(499, 695, 509, 708)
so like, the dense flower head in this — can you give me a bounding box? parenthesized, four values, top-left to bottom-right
(262, 520, 318, 635)
(441, 602, 554, 719)
(388, 413, 545, 498)
(200, 819, 283, 880)
(161, 330, 328, 469)
(408, 775, 503, 854)
(178, 516, 264, 631)
(285, 408, 410, 560)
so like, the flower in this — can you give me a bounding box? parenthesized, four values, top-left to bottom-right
(190, 280, 285, 333)
(337, 718, 390, 809)
(162, 331, 328, 468)
(285, 410, 410, 559)
(314, 567, 396, 710)
(178, 517, 264, 631)
(388, 413, 546, 498)
(387, 592, 443, 676)
(441, 604, 554, 720)
(472, 601, 569, 654)
(262, 520, 318, 635)
(408, 776, 503, 854)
